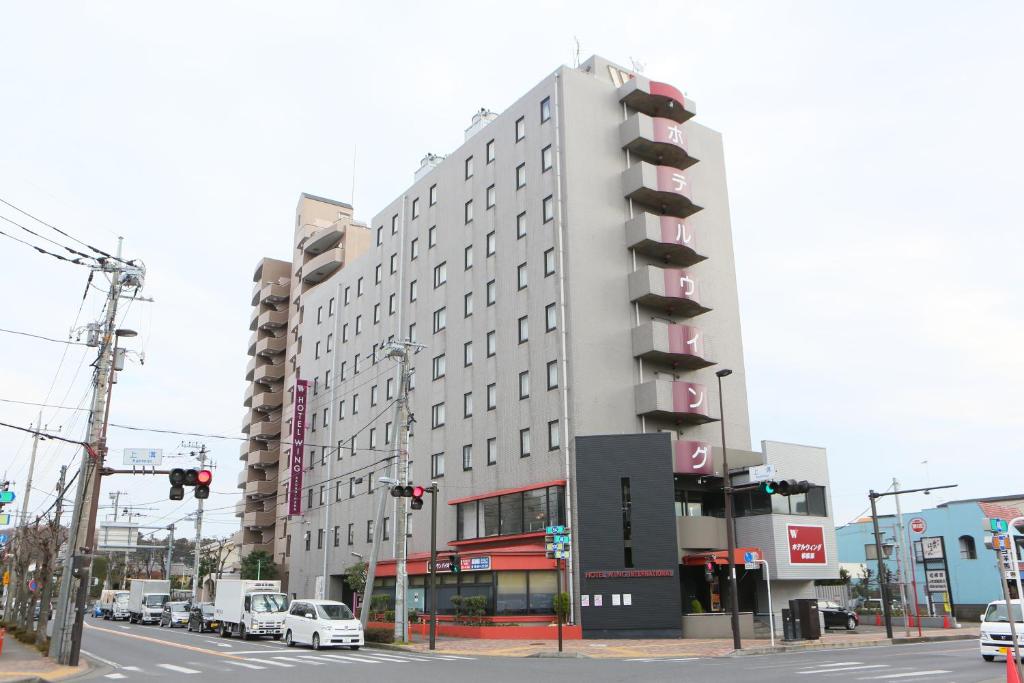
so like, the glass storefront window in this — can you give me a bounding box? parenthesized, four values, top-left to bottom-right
(497, 571, 528, 614)
(806, 487, 827, 516)
(547, 486, 565, 527)
(500, 493, 524, 535)
(523, 488, 547, 532)
(528, 571, 557, 614)
(481, 497, 500, 537)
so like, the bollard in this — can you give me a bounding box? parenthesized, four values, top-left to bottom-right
(0, 626, 5, 656)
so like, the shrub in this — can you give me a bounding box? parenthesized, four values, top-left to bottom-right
(690, 599, 704, 614)
(451, 595, 488, 625)
(364, 626, 395, 643)
(552, 593, 570, 621)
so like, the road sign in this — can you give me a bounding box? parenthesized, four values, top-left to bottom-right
(0, 534, 7, 545)
(743, 551, 759, 563)
(2, 571, 8, 586)
(909, 517, 927, 534)
(988, 518, 1009, 533)
(0, 491, 15, 504)
(28, 579, 38, 592)
(748, 464, 776, 483)
(0, 513, 10, 526)
(926, 569, 948, 593)
(921, 536, 944, 560)
(545, 525, 567, 535)
(123, 448, 163, 466)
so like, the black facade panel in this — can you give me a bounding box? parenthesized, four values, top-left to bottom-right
(575, 433, 681, 638)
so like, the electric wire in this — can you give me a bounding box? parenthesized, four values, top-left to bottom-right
(0, 196, 135, 265)
(0, 213, 100, 262)
(0, 326, 90, 346)
(0, 226, 95, 266)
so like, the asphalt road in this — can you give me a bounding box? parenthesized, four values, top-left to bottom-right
(79, 618, 1000, 683)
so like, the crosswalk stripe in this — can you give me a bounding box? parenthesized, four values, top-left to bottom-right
(104, 675, 126, 680)
(818, 662, 863, 667)
(859, 672, 952, 680)
(432, 654, 474, 659)
(799, 665, 888, 674)
(227, 661, 266, 669)
(248, 658, 293, 667)
(273, 656, 304, 665)
(363, 654, 417, 661)
(294, 656, 326, 665)
(157, 664, 201, 674)
(320, 653, 380, 663)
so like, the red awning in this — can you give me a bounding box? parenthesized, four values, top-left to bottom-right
(682, 547, 761, 566)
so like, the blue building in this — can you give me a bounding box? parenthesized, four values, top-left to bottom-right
(836, 494, 1024, 620)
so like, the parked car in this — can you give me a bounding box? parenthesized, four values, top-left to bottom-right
(92, 601, 104, 618)
(159, 601, 191, 628)
(188, 602, 220, 633)
(979, 599, 1024, 662)
(284, 599, 363, 650)
(818, 599, 859, 630)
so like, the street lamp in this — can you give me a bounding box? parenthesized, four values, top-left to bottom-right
(715, 368, 742, 650)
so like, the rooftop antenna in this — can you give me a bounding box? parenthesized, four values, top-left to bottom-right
(351, 144, 357, 209)
(572, 37, 581, 68)
(629, 57, 646, 74)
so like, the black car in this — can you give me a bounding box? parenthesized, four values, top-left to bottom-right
(818, 599, 859, 630)
(187, 602, 220, 633)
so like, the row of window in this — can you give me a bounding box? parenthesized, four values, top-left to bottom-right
(456, 485, 566, 541)
(370, 568, 559, 616)
(429, 419, 561, 477)
(301, 516, 400, 551)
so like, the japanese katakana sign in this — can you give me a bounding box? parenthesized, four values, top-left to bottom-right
(787, 524, 827, 565)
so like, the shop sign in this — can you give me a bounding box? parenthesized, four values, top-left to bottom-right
(926, 569, 948, 593)
(287, 379, 308, 516)
(432, 555, 491, 573)
(921, 536, 944, 560)
(583, 569, 674, 579)
(787, 524, 827, 565)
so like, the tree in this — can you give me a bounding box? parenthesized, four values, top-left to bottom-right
(343, 561, 367, 595)
(240, 550, 276, 580)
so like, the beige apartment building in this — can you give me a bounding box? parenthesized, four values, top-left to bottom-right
(237, 194, 371, 571)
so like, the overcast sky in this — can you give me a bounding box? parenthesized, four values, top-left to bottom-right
(1, 1, 1021, 546)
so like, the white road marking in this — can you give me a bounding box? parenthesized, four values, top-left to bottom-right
(817, 662, 863, 667)
(226, 661, 266, 670)
(156, 664, 202, 674)
(859, 672, 953, 680)
(104, 675, 126, 679)
(204, 639, 232, 647)
(626, 657, 699, 662)
(295, 655, 328, 664)
(363, 653, 417, 661)
(122, 667, 141, 672)
(320, 653, 380, 663)
(799, 665, 889, 674)
(430, 654, 474, 659)
(246, 658, 294, 667)
(118, 625, 130, 630)
(80, 650, 121, 668)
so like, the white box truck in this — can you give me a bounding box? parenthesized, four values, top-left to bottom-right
(127, 579, 170, 624)
(213, 579, 288, 639)
(99, 589, 131, 620)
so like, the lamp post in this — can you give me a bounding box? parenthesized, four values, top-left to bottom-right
(715, 368, 741, 650)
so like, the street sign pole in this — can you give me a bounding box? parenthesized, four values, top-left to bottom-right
(993, 534, 1023, 683)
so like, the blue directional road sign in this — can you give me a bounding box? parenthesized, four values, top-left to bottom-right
(0, 534, 7, 545)
(0, 491, 15, 504)
(545, 525, 566, 535)
(744, 551, 756, 563)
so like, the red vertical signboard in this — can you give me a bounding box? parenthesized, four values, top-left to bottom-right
(787, 524, 827, 565)
(288, 378, 309, 516)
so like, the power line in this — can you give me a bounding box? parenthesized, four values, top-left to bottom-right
(0, 226, 94, 266)
(0, 213, 99, 262)
(0, 327, 90, 346)
(0, 196, 134, 266)
(0, 397, 90, 412)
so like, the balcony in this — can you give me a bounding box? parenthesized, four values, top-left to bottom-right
(625, 213, 705, 266)
(241, 411, 254, 434)
(620, 113, 697, 171)
(237, 469, 249, 489)
(247, 330, 258, 356)
(628, 265, 710, 317)
(252, 281, 289, 307)
(242, 540, 276, 558)
(301, 247, 345, 285)
(254, 362, 285, 385)
(635, 379, 714, 424)
(619, 78, 696, 123)
(248, 447, 280, 468)
(239, 440, 251, 459)
(632, 321, 713, 370)
(245, 479, 277, 498)
(252, 389, 283, 413)
(250, 419, 282, 441)
(243, 511, 276, 529)
(235, 500, 246, 517)
(677, 515, 727, 552)
(623, 162, 702, 218)
(257, 308, 289, 330)
(249, 305, 261, 332)
(245, 356, 256, 381)
(255, 335, 286, 357)
(243, 384, 255, 408)
(304, 224, 345, 256)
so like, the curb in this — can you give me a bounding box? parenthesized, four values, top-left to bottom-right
(733, 633, 977, 656)
(526, 651, 587, 659)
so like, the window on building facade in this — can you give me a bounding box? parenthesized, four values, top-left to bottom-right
(542, 145, 552, 172)
(373, 303, 380, 323)
(429, 184, 437, 205)
(486, 184, 496, 208)
(370, 384, 379, 406)
(344, 286, 351, 305)
(433, 307, 446, 332)
(375, 264, 382, 284)
(547, 360, 558, 389)
(390, 253, 398, 274)
(465, 155, 474, 179)
(516, 163, 526, 189)
(487, 383, 497, 410)
(486, 280, 496, 305)
(304, 530, 311, 551)
(347, 523, 354, 545)
(429, 225, 437, 247)
(376, 226, 383, 246)
(314, 340, 321, 359)
(540, 96, 551, 122)
(519, 370, 529, 398)
(408, 323, 417, 343)
(432, 353, 446, 380)
(409, 279, 417, 302)
(959, 535, 977, 559)
(465, 200, 473, 224)
(464, 291, 473, 317)
(369, 428, 377, 449)
(520, 428, 531, 458)
(486, 232, 496, 256)
(434, 261, 447, 288)
(544, 248, 555, 276)
(515, 116, 525, 142)
(463, 391, 473, 418)
(342, 323, 349, 342)
(548, 420, 560, 450)
(487, 437, 497, 465)
(389, 293, 396, 315)
(412, 197, 420, 218)
(333, 525, 341, 547)
(457, 485, 565, 540)
(486, 139, 495, 163)
(391, 214, 399, 234)
(328, 297, 335, 316)
(486, 330, 496, 356)
(464, 244, 473, 270)
(431, 402, 445, 428)
(431, 452, 445, 478)
(357, 277, 364, 296)
(386, 377, 395, 399)
(518, 316, 528, 343)
(462, 444, 473, 470)
(517, 211, 527, 239)
(366, 520, 374, 542)
(411, 237, 419, 259)
(517, 263, 528, 290)
(543, 195, 554, 223)
(545, 303, 557, 331)
(464, 341, 473, 366)
(355, 315, 363, 334)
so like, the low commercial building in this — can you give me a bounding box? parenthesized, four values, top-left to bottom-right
(242, 55, 839, 638)
(836, 494, 1024, 620)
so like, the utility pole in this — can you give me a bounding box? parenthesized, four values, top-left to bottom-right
(892, 479, 912, 637)
(165, 524, 175, 585)
(183, 443, 209, 603)
(51, 239, 144, 666)
(383, 340, 419, 643)
(19, 413, 62, 528)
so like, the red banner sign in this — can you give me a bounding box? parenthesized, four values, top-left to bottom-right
(287, 379, 308, 516)
(787, 524, 827, 565)
(673, 440, 713, 476)
(670, 381, 709, 418)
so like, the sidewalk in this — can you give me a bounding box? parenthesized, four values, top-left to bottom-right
(391, 625, 979, 659)
(0, 633, 87, 683)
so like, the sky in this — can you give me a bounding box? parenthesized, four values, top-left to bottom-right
(1, 1, 1021, 546)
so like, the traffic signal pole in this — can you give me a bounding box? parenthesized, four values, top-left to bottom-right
(359, 480, 392, 631)
(428, 483, 437, 651)
(385, 341, 415, 643)
(190, 445, 208, 603)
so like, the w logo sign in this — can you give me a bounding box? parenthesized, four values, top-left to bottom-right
(790, 529, 798, 539)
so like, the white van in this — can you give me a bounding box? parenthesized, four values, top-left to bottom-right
(979, 599, 1024, 662)
(284, 599, 364, 650)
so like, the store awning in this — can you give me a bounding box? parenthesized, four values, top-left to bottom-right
(682, 547, 761, 566)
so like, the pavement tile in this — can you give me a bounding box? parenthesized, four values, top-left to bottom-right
(0, 633, 88, 682)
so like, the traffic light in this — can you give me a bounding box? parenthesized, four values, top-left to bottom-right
(759, 479, 812, 496)
(704, 561, 715, 583)
(169, 468, 212, 500)
(195, 469, 212, 499)
(758, 480, 776, 495)
(449, 553, 461, 574)
(389, 484, 426, 510)
(169, 468, 186, 500)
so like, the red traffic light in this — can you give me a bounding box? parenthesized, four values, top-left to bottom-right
(196, 469, 213, 485)
(412, 485, 425, 498)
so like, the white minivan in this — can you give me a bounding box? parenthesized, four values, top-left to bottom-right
(979, 599, 1024, 662)
(284, 599, 364, 650)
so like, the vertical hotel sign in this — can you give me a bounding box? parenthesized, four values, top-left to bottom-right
(287, 378, 309, 515)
